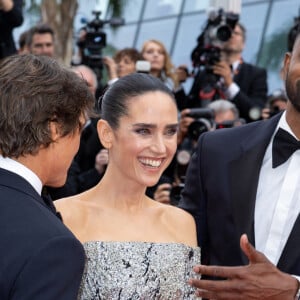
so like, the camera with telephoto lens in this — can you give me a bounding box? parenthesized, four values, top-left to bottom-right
(191, 8, 239, 71)
(187, 108, 216, 141)
(189, 4, 239, 103)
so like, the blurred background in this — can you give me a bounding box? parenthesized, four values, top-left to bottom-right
(13, 0, 300, 93)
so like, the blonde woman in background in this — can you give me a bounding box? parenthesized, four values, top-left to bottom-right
(141, 39, 187, 111)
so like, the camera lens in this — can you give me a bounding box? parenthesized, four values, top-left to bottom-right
(188, 118, 213, 141)
(216, 25, 232, 41)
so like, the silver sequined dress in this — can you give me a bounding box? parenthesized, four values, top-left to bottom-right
(78, 241, 201, 299)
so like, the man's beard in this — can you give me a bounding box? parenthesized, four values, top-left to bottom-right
(285, 73, 300, 112)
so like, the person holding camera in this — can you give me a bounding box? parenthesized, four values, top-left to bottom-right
(188, 23, 268, 123)
(0, 0, 23, 60)
(261, 88, 288, 120)
(177, 99, 241, 145)
(153, 100, 241, 206)
(179, 23, 300, 299)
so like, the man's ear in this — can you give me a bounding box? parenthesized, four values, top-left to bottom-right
(97, 119, 113, 149)
(49, 121, 60, 142)
(282, 52, 291, 80)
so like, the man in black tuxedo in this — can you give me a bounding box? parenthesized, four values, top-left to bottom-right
(0, 54, 95, 299)
(188, 23, 268, 123)
(179, 25, 300, 299)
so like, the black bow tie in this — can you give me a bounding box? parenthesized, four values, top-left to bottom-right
(272, 128, 300, 168)
(41, 192, 62, 221)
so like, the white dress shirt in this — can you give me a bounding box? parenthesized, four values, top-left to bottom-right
(255, 111, 300, 280)
(224, 60, 241, 100)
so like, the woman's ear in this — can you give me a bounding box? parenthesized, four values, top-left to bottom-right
(97, 119, 113, 149)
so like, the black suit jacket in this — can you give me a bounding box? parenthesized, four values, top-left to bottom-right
(0, 168, 85, 299)
(179, 113, 300, 275)
(0, 0, 23, 59)
(188, 62, 268, 122)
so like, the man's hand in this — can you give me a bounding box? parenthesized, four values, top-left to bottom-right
(261, 107, 271, 120)
(102, 56, 118, 80)
(0, 0, 13, 11)
(95, 149, 109, 175)
(153, 183, 172, 204)
(189, 234, 299, 299)
(212, 61, 233, 87)
(178, 109, 194, 144)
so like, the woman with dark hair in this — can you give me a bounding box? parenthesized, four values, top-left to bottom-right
(55, 73, 200, 299)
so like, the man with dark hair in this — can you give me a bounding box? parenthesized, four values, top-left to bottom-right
(180, 24, 300, 299)
(288, 15, 300, 52)
(17, 29, 29, 54)
(188, 22, 268, 123)
(26, 23, 55, 57)
(0, 0, 23, 59)
(0, 54, 95, 299)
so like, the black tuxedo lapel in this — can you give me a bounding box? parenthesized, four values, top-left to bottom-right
(277, 214, 300, 273)
(0, 168, 51, 212)
(229, 115, 280, 264)
(233, 62, 255, 93)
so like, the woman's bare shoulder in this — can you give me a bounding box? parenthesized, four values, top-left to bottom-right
(54, 193, 90, 228)
(55, 195, 81, 214)
(163, 204, 195, 226)
(156, 202, 198, 247)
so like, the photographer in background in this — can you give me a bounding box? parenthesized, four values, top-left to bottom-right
(188, 22, 268, 123)
(153, 100, 241, 206)
(261, 89, 288, 120)
(0, 0, 23, 60)
(178, 99, 241, 145)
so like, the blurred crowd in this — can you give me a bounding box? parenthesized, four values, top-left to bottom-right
(0, 0, 298, 205)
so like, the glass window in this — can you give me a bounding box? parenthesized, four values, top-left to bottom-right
(239, 3, 269, 64)
(243, 0, 265, 3)
(184, 0, 242, 13)
(258, 0, 300, 92)
(121, 0, 144, 23)
(105, 24, 138, 52)
(183, 0, 209, 13)
(135, 18, 178, 51)
(172, 13, 208, 94)
(143, 0, 183, 20)
(172, 14, 207, 68)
